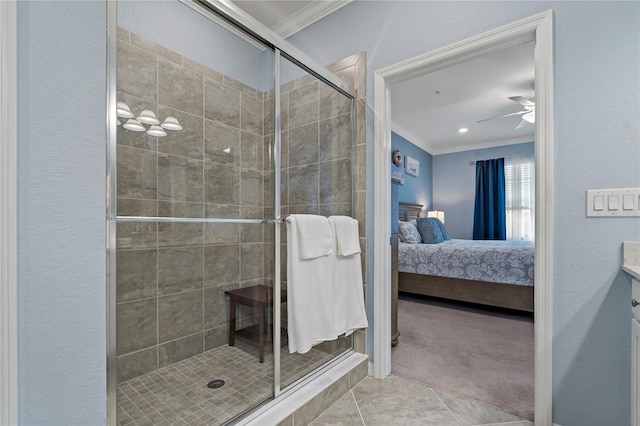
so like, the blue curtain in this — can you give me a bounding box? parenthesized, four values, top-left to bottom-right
(473, 158, 506, 240)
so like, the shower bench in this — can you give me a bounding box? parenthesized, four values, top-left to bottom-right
(226, 284, 287, 363)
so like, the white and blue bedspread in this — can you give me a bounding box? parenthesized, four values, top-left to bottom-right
(398, 239, 534, 286)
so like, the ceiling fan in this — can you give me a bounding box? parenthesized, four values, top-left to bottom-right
(477, 96, 535, 129)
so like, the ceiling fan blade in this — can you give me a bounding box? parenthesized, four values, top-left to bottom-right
(477, 110, 526, 123)
(515, 119, 528, 129)
(509, 96, 535, 107)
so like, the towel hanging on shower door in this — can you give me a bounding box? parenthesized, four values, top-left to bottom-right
(286, 215, 337, 354)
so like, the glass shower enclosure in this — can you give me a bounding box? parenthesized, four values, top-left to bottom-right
(107, 1, 356, 424)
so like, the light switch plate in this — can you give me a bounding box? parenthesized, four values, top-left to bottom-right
(624, 194, 635, 210)
(586, 188, 640, 217)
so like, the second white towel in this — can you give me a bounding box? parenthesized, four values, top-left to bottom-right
(330, 215, 361, 256)
(329, 216, 368, 337)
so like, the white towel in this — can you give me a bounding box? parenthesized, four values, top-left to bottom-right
(286, 216, 337, 354)
(291, 214, 333, 259)
(329, 216, 369, 337)
(329, 216, 361, 256)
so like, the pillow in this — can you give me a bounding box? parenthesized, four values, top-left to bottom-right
(416, 217, 444, 244)
(433, 218, 451, 240)
(398, 221, 422, 244)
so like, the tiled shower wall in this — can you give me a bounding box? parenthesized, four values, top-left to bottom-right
(326, 52, 367, 354)
(115, 27, 367, 383)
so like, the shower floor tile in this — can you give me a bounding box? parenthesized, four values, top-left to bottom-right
(117, 339, 335, 426)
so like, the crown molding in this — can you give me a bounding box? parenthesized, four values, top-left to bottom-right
(390, 120, 434, 154)
(429, 134, 535, 156)
(391, 119, 534, 156)
(272, 0, 352, 38)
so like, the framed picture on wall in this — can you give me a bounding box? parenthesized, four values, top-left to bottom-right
(405, 155, 419, 177)
(391, 149, 405, 184)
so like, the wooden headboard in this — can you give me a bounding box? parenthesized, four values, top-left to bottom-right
(399, 202, 423, 221)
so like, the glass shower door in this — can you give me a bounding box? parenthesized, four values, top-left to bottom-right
(113, 1, 276, 424)
(110, 2, 358, 424)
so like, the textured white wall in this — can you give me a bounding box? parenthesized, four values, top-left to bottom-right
(288, 2, 640, 425)
(17, 1, 106, 424)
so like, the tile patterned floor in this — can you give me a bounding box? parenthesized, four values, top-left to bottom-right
(118, 344, 531, 426)
(117, 339, 335, 426)
(310, 375, 534, 426)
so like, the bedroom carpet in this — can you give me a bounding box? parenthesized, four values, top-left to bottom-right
(392, 293, 534, 420)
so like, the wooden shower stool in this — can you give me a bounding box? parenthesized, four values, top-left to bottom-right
(225, 284, 287, 363)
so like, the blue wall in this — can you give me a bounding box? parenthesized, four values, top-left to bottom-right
(391, 132, 433, 213)
(289, 2, 640, 425)
(15, 2, 640, 425)
(433, 142, 534, 239)
(17, 1, 107, 424)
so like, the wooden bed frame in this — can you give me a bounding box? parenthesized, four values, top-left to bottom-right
(396, 202, 534, 313)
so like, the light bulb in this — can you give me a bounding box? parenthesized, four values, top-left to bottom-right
(147, 125, 167, 137)
(522, 110, 535, 124)
(116, 101, 134, 118)
(160, 116, 182, 131)
(123, 119, 145, 132)
(137, 109, 160, 125)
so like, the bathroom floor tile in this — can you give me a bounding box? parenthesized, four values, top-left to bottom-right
(317, 375, 532, 426)
(119, 350, 532, 426)
(310, 391, 364, 426)
(117, 340, 333, 426)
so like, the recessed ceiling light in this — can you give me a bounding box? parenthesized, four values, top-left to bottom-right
(458, 128, 468, 133)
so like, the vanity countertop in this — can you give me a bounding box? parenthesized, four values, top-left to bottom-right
(623, 264, 640, 281)
(623, 242, 640, 281)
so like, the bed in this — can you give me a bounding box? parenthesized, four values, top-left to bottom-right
(395, 202, 534, 313)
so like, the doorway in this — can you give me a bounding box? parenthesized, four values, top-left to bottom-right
(372, 10, 554, 424)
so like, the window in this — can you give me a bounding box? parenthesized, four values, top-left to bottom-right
(505, 156, 534, 241)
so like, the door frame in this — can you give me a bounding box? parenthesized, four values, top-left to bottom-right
(372, 10, 554, 424)
(0, 0, 18, 424)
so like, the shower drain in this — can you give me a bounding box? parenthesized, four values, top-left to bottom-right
(207, 379, 225, 389)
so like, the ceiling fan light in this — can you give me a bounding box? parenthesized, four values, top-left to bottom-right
(522, 110, 535, 123)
